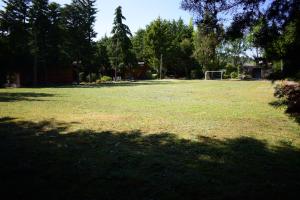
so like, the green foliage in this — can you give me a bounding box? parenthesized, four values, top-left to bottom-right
(110, 6, 134, 72)
(182, 0, 300, 79)
(225, 63, 236, 75)
(79, 72, 86, 82)
(94, 38, 111, 73)
(64, 0, 97, 72)
(100, 75, 113, 82)
(0, 0, 98, 85)
(190, 69, 203, 79)
(151, 73, 158, 79)
(87, 73, 98, 82)
(144, 17, 171, 74)
(143, 17, 195, 77)
(274, 81, 300, 114)
(193, 15, 224, 72)
(132, 29, 147, 61)
(0, 0, 32, 71)
(230, 71, 238, 79)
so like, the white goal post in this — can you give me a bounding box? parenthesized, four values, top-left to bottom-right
(205, 71, 224, 80)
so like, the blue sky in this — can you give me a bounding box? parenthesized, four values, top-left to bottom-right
(53, 0, 192, 40)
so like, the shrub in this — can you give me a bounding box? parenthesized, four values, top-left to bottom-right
(268, 71, 284, 80)
(225, 63, 236, 75)
(240, 73, 252, 80)
(145, 71, 153, 80)
(95, 76, 112, 84)
(230, 72, 238, 79)
(152, 74, 158, 79)
(274, 81, 300, 114)
(86, 73, 98, 82)
(223, 74, 230, 79)
(190, 69, 203, 79)
(79, 72, 86, 82)
(100, 76, 112, 83)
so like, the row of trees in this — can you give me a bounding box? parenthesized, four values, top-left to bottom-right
(181, 0, 300, 79)
(1, 0, 299, 85)
(97, 15, 251, 80)
(0, 0, 253, 85)
(0, 0, 97, 85)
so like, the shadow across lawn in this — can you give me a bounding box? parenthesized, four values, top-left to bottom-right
(0, 92, 55, 102)
(0, 117, 299, 200)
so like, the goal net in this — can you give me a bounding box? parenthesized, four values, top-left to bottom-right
(205, 71, 224, 80)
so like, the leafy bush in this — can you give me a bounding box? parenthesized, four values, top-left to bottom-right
(152, 74, 158, 79)
(240, 73, 252, 80)
(86, 73, 98, 82)
(79, 72, 86, 82)
(190, 69, 203, 79)
(274, 81, 300, 114)
(102, 76, 112, 82)
(145, 71, 153, 80)
(223, 74, 230, 79)
(96, 76, 112, 83)
(225, 63, 236, 75)
(230, 72, 238, 79)
(268, 71, 284, 80)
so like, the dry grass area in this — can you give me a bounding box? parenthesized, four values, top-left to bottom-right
(1, 80, 299, 145)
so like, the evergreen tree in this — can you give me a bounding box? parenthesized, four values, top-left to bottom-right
(62, 0, 97, 80)
(110, 6, 133, 80)
(94, 37, 111, 76)
(132, 29, 147, 62)
(29, 0, 50, 85)
(0, 0, 31, 84)
(145, 17, 171, 77)
(47, 2, 65, 66)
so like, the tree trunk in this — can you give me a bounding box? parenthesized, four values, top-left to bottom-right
(33, 33, 38, 86)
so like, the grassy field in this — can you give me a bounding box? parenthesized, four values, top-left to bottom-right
(0, 80, 299, 199)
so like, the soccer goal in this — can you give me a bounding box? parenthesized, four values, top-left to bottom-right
(205, 71, 224, 80)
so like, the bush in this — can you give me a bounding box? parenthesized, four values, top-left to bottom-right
(268, 71, 284, 80)
(145, 71, 153, 80)
(79, 72, 86, 82)
(223, 74, 230, 79)
(86, 73, 98, 82)
(152, 74, 158, 79)
(190, 69, 203, 79)
(102, 76, 112, 82)
(274, 81, 300, 114)
(96, 76, 112, 83)
(230, 72, 238, 79)
(225, 63, 236, 75)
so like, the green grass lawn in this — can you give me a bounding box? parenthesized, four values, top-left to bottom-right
(0, 80, 299, 199)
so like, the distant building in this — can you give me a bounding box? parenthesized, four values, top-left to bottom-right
(242, 62, 273, 79)
(3, 65, 77, 87)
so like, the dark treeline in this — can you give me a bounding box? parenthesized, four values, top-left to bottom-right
(0, 0, 98, 85)
(1, 0, 300, 86)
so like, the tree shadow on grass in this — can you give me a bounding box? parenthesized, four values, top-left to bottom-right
(0, 92, 55, 102)
(0, 117, 299, 200)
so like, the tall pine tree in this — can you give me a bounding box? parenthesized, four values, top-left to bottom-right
(0, 0, 31, 84)
(29, 0, 50, 85)
(110, 6, 133, 80)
